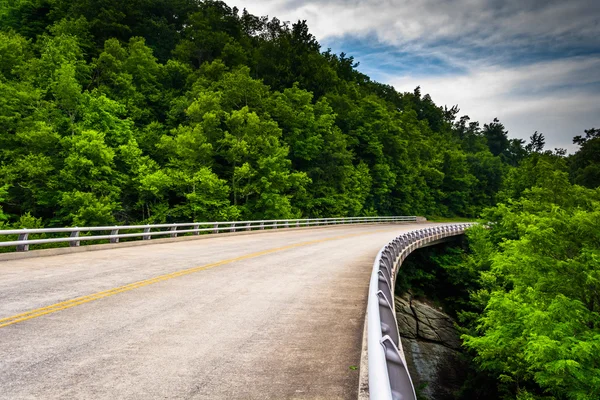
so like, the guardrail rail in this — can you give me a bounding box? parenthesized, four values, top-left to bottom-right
(0, 216, 418, 252)
(367, 223, 474, 400)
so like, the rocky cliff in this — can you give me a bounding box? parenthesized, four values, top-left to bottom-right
(395, 293, 467, 400)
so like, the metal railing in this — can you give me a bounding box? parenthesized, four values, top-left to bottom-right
(0, 216, 418, 252)
(367, 223, 474, 400)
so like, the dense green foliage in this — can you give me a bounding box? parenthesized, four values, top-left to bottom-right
(0, 0, 539, 227)
(404, 151, 600, 399)
(461, 155, 600, 400)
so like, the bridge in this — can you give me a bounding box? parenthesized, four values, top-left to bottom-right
(0, 217, 471, 399)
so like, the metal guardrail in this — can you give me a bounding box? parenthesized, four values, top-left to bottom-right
(0, 216, 417, 252)
(367, 223, 474, 400)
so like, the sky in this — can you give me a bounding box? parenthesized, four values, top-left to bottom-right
(226, 0, 600, 152)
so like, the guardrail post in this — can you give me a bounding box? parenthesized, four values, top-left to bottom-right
(377, 291, 400, 347)
(246, 223, 251, 231)
(70, 230, 80, 247)
(381, 337, 416, 400)
(273, 221, 278, 229)
(284, 221, 289, 228)
(143, 226, 151, 240)
(110, 227, 119, 243)
(214, 223, 219, 234)
(16, 230, 29, 252)
(193, 224, 200, 236)
(170, 226, 178, 238)
(260, 221, 264, 230)
(296, 220, 300, 227)
(232, 223, 237, 232)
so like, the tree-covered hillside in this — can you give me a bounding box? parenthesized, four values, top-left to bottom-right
(0, 0, 539, 227)
(0, 0, 597, 229)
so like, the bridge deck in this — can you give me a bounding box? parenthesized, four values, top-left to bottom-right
(0, 223, 437, 399)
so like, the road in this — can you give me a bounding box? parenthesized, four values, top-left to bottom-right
(0, 222, 435, 399)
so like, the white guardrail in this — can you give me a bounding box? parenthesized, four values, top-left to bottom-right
(0, 216, 418, 252)
(367, 223, 474, 400)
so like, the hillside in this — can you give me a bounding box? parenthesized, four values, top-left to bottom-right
(1, 0, 532, 227)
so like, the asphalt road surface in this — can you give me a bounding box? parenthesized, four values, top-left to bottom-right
(0, 222, 436, 399)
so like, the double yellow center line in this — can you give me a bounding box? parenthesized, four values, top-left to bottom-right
(0, 228, 398, 329)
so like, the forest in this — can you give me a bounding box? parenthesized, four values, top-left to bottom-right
(1, 0, 575, 228)
(400, 149, 600, 399)
(1, 0, 599, 399)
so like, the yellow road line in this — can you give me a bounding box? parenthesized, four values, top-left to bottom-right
(0, 228, 399, 329)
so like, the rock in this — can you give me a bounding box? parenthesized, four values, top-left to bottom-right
(394, 296, 418, 338)
(395, 293, 467, 399)
(418, 321, 442, 343)
(436, 325, 462, 350)
(401, 336, 466, 400)
(394, 294, 413, 315)
(414, 302, 447, 322)
(411, 299, 462, 350)
(396, 309, 418, 338)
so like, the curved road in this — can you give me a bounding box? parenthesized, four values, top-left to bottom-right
(0, 222, 439, 399)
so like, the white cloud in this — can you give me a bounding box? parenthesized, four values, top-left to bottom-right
(386, 57, 600, 151)
(228, 0, 600, 56)
(226, 0, 600, 150)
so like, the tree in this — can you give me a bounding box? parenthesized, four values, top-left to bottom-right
(570, 128, 600, 188)
(525, 131, 545, 153)
(219, 106, 308, 218)
(0, 185, 9, 223)
(483, 118, 510, 157)
(462, 161, 600, 399)
(0, 30, 31, 80)
(58, 130, 121, 225)
(268, 84, 368, 216)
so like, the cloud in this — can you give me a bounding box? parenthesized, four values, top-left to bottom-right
(226, 0, 600, 150)
(386, 56, 600, 151)
(229, 0, 600, 63)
